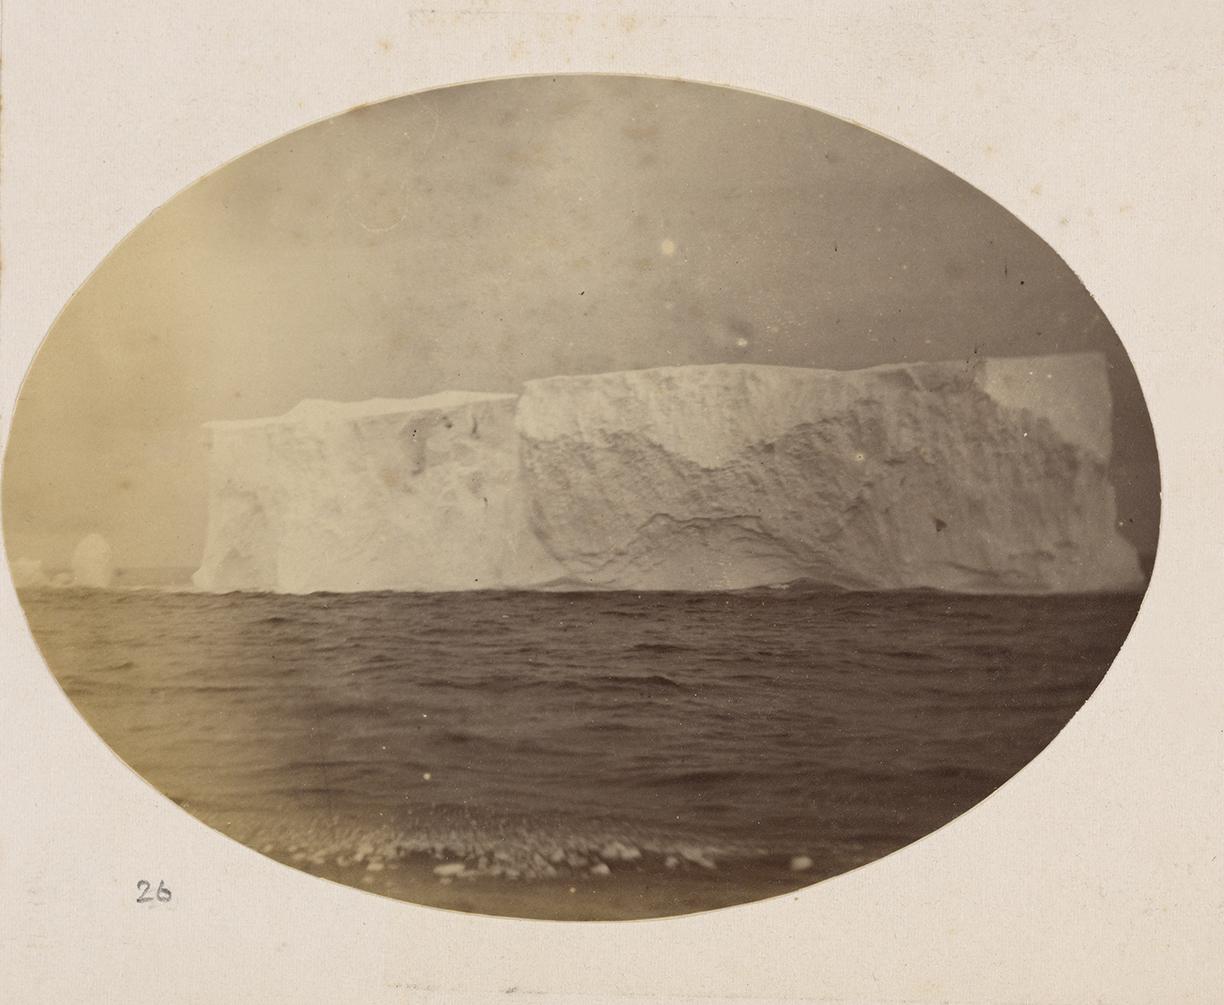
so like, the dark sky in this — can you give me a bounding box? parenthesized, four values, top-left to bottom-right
(3, 75, 1159, 569)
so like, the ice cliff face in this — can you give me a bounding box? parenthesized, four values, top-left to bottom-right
(193, 392, 563, 594)
(193, 355, 1145, 594)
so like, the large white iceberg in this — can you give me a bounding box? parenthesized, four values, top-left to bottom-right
(192, 355, 1145, 594)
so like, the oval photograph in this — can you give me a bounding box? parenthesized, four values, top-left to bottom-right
(3, 75, 1159, 921)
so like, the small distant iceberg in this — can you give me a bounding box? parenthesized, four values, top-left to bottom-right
(70, 533, 115, 588)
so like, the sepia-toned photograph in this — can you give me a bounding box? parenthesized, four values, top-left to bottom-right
(3, 74, 1160, 922)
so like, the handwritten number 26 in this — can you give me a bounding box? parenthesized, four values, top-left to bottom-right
(136, 880, 171, 903)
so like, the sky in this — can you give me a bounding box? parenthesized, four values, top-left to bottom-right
(3, 75, 1159, 569)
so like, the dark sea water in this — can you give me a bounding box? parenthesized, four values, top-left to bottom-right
(19, 585, 1142, 919)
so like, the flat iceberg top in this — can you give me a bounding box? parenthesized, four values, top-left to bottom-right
(518, 353, 1113, 464)
(205, 354, 1110, 447)
(521, 353, 1105, 387)
(206, 390, 517, 430)
(202, 354, 1113, 463)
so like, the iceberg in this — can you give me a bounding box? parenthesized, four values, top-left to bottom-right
(71, 533, 115, 588)
(191, 391, 564, 594)
(192, 355, 1145, 594)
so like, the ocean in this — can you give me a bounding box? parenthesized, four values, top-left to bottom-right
(17, 584, 1143, 920)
